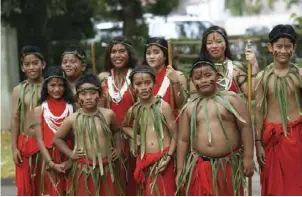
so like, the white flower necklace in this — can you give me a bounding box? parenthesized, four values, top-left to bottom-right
(107, 69, 132, 104)
(42, 101, 73, 133)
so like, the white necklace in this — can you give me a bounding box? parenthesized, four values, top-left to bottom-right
(42, 101, 73, 133)
(215, 60, 234, 91)
(107, 69, 132, 104)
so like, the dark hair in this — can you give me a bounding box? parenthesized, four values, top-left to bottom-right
(21, 45, 45, 63)
(129, 64, 156, 84)
(190, 58, 217, 77)
(62, 44, 86, 64)
(199, 25, 233, 61)
(142, 37, 169, 66)
(269, 24, 297, 44)
(75, 74, 102, 95)
(40, 66, 75, 104)
(103, 36, 138, 72)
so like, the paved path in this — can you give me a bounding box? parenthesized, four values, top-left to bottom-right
(1, 174, 261, 196)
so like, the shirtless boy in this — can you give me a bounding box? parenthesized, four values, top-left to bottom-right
(54, 74, 124, 195)
(176, 60, 255, 195)
(122, 65, 178, 195)
(11, 45, 46, 195)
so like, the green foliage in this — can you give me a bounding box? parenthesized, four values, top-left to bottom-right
(225, 0, 299, 16)
(291, 13, 302, 35)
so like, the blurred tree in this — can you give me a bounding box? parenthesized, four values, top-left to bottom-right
(225, 0, 300, 16)
(89, 0, 179, 46)
(1, 0, 95, 79)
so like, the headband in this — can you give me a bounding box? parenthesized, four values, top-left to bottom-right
(190, 61, 217, 75)
(76, 86, 100, 94)
(269, 33, 297, 43)
(21, 52, 45, 62)
(45, 75, 66, 81)
(145, 42, 168, 50)
(109, 40, 133, 49)
(129, 69, 155, 80)
(202, 29, 227, 40)
(62, 51, 86, 64)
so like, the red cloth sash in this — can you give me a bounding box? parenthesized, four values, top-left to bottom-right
(134, 147, 176, 196)
(16, 135, 41, 196)
(261, 119, 302, 196)
(188, 149, 243, 196)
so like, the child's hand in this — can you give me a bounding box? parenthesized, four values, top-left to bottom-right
(52, 163, 66, 173)
(243, 156, 256, 177)
(155, 156, 171, 174)
(61, 160, 72, 170)
(166, 65, 179, 84)
(256, 142, 266, 169)
(111, 148, 120, 161)
(70, 148, 85, 160)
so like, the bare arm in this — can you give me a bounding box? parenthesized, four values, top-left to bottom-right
(176, 106, 190, 173)
(230, 95, 254, 158)
(110, 111, 121, 153)
(162, 102, 178, 156)
(54, 116, 74, 158)
(172, 72, 186, 109)
(254, 76, 264, 141)
(98, 72, 110, 108)
(33, 107, 52, 162)
(121, 107, 134, 139)
(11, 86, 20, 151)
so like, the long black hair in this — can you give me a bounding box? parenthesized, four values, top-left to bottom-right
(40, 66, 75, 104)
(199, 25, 233, 61)
(103, 36, 138, 72)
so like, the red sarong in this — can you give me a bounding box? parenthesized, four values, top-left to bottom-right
(69, 158, 122, 196)
(15, 135, 41, 196)
(101, 70, 135, 195)
(133, 147, 176, 196)
(41, 98, 73, 195)
(261, 119, 302, 196)
(188, 149, 243, 196)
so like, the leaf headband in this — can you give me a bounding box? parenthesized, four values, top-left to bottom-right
(21, 52, 45, 62)
(76, 86, 100, 94)
(190, 61, 217, 76)
(62, 51, 86, 64)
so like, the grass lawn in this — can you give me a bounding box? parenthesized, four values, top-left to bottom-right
(1, 130, 15, 178)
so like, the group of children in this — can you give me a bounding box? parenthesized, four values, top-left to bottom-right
(10, 24, 301, 196)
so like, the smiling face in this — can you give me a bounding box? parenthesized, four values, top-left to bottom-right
(110, 43, 129, 69)
(131, 73, 154, 101)
(206, 32, 226, 61)
(77, 83, 100, 110)
(191, 65, 218, 96)
(61, 54, 85, 80)
(268, 37, 295, 65)
(21, 54, 45, 81)
(145, 45, 166, 70)
(47, 78, 65, 100)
